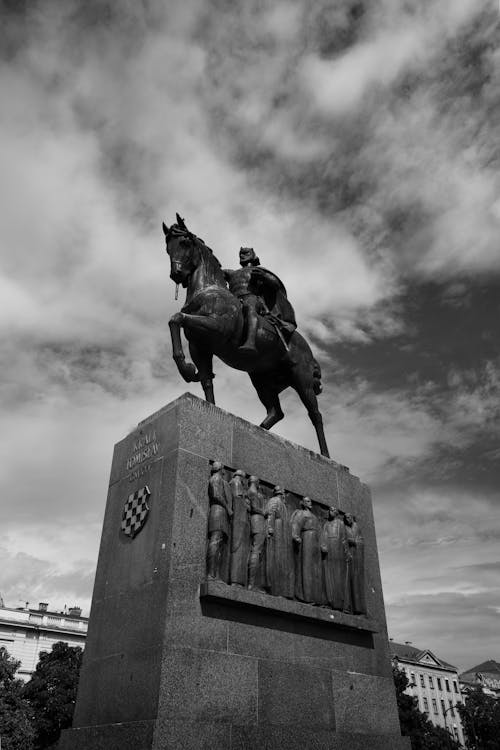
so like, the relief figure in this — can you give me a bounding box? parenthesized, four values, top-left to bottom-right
(291, 497, 322, 604)
(229, 469, 250, 587)
(247, 476, 267, 591)
(344, 513, 367, 615)
(265, 486, 294, 598)
(206, 461, 233, 581)
(320, 506, 347, 610)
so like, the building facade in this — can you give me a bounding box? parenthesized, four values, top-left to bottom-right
(390, 641, 465, 746)
(0, 601, 88, 681)
(459, 659, 500, 698)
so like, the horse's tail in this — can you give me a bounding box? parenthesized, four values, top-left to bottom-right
(312, 358, 322, 395)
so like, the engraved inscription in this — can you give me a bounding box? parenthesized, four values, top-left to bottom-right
(128, 463, 153, 483)
(126, 431, 160, 471)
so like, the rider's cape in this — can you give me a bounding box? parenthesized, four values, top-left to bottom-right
(249, 267, 297, 337)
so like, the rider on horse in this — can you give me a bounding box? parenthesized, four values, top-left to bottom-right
(163, 214, 330, 457)
(223, 248, 297, 361)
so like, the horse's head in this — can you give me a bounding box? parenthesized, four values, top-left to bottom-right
(162, 213, 202, 288)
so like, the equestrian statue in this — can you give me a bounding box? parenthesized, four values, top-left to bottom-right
(162, 214, 330, 457)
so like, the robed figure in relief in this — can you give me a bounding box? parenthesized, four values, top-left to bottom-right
(291, 497, 322, 604)
(265, 486, 294, 598)
(344, 513, 366, 615)
(206, 461, 233, 582)
(320, 506, 347, 611)
(247, 475, 267, 591)
(229, 469, 250, 587)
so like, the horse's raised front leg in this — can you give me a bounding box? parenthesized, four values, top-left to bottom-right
(189, 342, 215, 404)
(168, 313, 199, 382)
(180, 313, 226, 336)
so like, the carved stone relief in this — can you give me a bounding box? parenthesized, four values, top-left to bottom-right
(206, 461, 367, 616)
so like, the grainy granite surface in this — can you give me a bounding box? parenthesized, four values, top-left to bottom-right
(62, 393, 408, 750)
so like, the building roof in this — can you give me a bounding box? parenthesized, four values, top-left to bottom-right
(26, 607, 88, 621)
(390, 641, 457, 672)
(460, 660, 500, 693)
(459, 659, 500, 679)
(0, 605, 88, 637)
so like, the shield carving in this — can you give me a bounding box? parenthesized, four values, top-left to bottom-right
(121, 485, 151, 538)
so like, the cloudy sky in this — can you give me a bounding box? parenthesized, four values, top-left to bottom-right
(1, 0, 499, 672)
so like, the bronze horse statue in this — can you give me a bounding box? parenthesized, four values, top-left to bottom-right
(162, 215, 330, 457)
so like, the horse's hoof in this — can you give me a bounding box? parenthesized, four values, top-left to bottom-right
(179, 362, 199, 382)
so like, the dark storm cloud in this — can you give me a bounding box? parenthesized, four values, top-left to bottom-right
(331, 281, 500, 385)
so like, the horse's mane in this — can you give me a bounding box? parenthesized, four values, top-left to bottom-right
(167, 220, 222, 271)
(193, 236, 221, 270)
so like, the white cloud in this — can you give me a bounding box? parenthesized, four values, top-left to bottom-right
(298, 27, 422, 116)
(298, 0, 478, 118)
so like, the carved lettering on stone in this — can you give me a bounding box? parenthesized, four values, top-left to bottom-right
(126, 431, 160, 471)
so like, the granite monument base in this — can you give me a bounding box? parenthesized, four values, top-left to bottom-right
(60, 393, 409, 750)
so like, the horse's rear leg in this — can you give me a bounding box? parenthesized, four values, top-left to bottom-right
(292, 376, 330, 458)
(250, 375, 284, 430)
(190, 343, 215, 404)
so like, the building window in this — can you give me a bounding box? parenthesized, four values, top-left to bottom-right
(437, 677, 442, 690)
(453, 680, 459, 693)
(453, 726, 459, 739)
(410, 671, 415, 686)
(445, 678, 450, 692)
(449, 701, 454, 716)
(432, 699, 438, 714)
(423, 697, 429, 712)
(440, 699, 446, 715)
(428, 675, 434, 688)
(420, 674, 425, 688)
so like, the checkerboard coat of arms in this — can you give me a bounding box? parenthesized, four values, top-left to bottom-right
(121, 486, 151, 538)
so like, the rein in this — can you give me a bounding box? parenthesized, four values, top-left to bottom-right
(167, 220, 226, 307)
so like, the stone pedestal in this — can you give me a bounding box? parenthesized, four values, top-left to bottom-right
(60, 393, 409, 750)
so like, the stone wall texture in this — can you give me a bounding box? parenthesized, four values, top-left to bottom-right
(60, 393, 410, 750)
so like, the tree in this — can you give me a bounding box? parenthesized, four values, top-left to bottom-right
(0, 647, 35, 750)
(393, 665, 461, 750)
(22, 641, 83, 750)
(456, 686, 500, 750)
